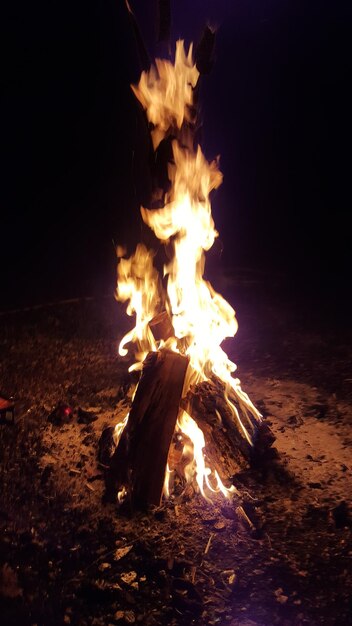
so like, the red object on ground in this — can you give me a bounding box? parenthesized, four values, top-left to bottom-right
(0, 395, 15, 423)
(47, 402, 73, 425)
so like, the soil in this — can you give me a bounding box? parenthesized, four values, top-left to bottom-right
(0, 274, 351, 626)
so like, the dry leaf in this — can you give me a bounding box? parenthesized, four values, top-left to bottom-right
(121, 571, 137, 585)
(114, 545, 133, 561)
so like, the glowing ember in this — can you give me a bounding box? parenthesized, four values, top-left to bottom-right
(115, 41, 262, 502)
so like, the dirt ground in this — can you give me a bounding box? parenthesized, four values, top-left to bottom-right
(1, 273, 351, 626)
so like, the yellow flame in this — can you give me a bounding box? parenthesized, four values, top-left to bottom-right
(163, 463, 173, 499)
(132, 41, 199, 150)
(116, 42, 262, 503)
(176, 410, 236, 500)
(117, 243, 160, 361)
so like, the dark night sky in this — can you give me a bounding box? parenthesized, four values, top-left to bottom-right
(2, 0, 351, 308)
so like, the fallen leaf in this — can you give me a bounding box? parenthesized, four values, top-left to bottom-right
(121, 571, 137, 585)
(214, 521, 226, 530)
(113, 611, 124, 622)
(98, 562, 111, 572)
(114, 545, 133, 561)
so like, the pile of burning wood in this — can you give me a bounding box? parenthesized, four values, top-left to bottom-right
(103, 37, 275, 510)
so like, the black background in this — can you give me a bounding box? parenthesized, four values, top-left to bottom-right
(2, 0, 351, 309)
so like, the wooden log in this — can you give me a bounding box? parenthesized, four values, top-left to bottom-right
(180, 380, 248, 483)
(148, 310, 174, 342)
(181, 375, 276, 483)
(105, 349, 189, 509)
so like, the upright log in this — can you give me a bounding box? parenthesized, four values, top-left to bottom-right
(105, 349, 189, 509)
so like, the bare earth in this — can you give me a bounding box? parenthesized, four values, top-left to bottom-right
(0, 274, 351, 626)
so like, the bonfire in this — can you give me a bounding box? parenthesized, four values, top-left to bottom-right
(104, 41, 274, 509)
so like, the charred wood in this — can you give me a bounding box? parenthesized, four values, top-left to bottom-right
(105, 349, 189, 509)
(181, 375, 276, 482)
(148, 310, 174, 342)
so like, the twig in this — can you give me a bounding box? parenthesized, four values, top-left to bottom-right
(204, 532, 215, 554)
(236, 505, 255, 531)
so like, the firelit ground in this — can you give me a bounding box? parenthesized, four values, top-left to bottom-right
(0, 273, 351, 626)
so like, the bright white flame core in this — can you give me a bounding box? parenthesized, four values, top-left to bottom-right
(116, 41, 261, 502)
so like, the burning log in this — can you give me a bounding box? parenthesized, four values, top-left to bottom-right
(105, 349, 189, 509)
(181, 376, 276, 482)
(181, 379, 253, 480)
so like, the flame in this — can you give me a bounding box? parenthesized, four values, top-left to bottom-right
(132, 40, 199, 150)
(176, 411, 237, 500)
(113, 413, 129, 445)
(116, 41, 261, 503)
(117, 244, 160, 363)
